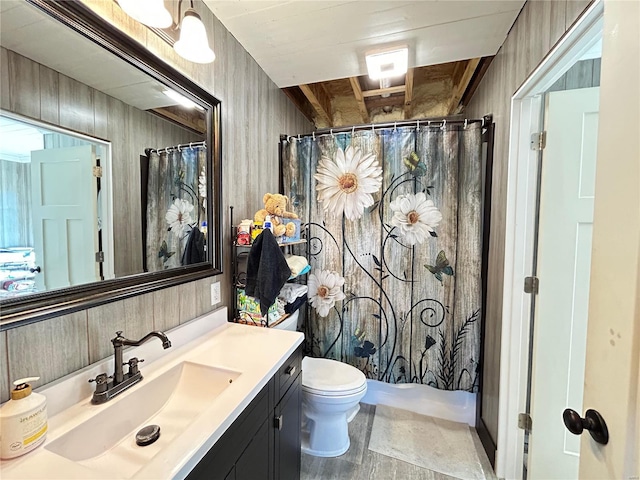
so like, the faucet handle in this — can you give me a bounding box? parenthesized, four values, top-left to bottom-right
(88, 373, 112, 393)
(126, 357, 144, 375)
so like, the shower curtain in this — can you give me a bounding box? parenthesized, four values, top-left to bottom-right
(145, 146, 206, 272)
(282, 123, 482, 392)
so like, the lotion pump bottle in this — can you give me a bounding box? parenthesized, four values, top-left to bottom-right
(0, 377, 48, 459)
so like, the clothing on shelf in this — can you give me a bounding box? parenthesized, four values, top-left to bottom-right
(278, 283, 308, 303)
(285, 294, 307, 315)
(285, 254, 309, 277)
(245, 230, 292, 315)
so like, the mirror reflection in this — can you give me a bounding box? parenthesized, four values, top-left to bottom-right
(0, 0, 213, 303)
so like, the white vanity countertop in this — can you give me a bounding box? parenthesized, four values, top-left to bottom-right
(0, 307, 304, 479)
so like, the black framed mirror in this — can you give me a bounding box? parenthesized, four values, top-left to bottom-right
(0, 0, 222, 329)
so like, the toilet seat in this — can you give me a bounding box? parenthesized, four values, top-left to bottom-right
(302, 357, 367, 396)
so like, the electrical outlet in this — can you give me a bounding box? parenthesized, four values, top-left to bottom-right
(211, 282, 221, 305)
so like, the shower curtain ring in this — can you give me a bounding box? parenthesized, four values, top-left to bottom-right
(330, 128, 334, 138)
(352, 126, 355, 135)
(482, 117, 486, 128)
(464, 119, 468, 129)
(189, 142, 193, 150)
(441, 119, 446, 131)
(416, 119, 420, 131)
(177, 144, 181, 152)
(371, 123, 375, 132)
(312, 131, 315, 140)
(394, 122, 397, 131)
(298, 134, 301, 140)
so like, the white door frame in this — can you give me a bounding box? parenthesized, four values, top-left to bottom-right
(0, 110, 115, 281)
(496, 2, 604, 479)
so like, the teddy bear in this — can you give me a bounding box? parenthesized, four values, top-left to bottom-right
(254, 193, 298, 238)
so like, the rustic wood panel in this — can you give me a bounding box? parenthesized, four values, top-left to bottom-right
(342, 131, 383, 379)
(0, 160, 32, 247)
(7, 311, 89, 386)
(378, 128, 415, 383)
(465, 0, 594, 445)
(306, 134, 345, 360)
(1, 0, 311, 396)
(7, 50, 40, 119)
(0, 332, 9, 403)
(39, 64, 59, 125)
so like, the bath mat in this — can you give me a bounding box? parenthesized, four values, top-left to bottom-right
(368, 404, 486, 480)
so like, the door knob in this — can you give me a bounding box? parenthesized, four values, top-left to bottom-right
(562, 408, 609, 445)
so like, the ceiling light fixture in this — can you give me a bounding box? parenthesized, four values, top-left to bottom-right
(365, 46, 409, 81)
(117, 0, 215, 64)
(163, 89, 204, 111)
(118, 0, 172, 28)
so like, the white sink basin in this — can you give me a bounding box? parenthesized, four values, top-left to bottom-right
(45, 361, 241, 478)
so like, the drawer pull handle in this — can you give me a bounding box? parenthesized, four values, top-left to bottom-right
(285, 365, 296, 376)
(274, 415, 283, 430)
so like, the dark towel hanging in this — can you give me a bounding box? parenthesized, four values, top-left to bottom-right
(246, 230, 291, 315)
(181, 226, 206, 265)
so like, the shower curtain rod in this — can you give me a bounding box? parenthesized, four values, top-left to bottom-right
(281, 115, 491, 143)
(147, 140, 207, 155)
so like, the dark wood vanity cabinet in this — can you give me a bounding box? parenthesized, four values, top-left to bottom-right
(186, 345, 302, 480)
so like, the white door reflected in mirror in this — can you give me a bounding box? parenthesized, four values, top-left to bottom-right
(31, 145, 101, 291)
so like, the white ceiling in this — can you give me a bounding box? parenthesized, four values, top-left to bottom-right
(204, 0, 526, 88)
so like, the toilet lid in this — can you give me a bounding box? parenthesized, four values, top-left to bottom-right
(302, 357, 366, 396)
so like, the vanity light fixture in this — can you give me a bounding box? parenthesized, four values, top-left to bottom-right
(118, 0, 172, 28)
(163, 89, 205, 111)
(365, 46, 409, 80)
(173, 7, 216, 64)
(117, 0, 215, 64)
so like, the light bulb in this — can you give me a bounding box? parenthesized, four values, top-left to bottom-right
(174, 9, 215, 64)
(118, 0, 172, 29)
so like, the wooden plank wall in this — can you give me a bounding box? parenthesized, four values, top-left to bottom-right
(0, 0, 311, 402)
(465, 0, 593, 444)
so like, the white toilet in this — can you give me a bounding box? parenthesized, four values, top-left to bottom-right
(300, 357, 367, 457)
(271, 311, 367, 457)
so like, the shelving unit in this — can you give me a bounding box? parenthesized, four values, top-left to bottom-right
(230, 206, 308, 327)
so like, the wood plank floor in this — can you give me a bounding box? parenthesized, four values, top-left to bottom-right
(301, 403, 498, 480)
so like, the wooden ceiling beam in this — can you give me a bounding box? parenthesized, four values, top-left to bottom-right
(349, 77, 370, 123)
(299, 83, 333, 126)
(447, 57, 481, 115)
(282, 87, 316, 124)
(404, 68, 414, 119)
(364, 95, 405, 110)
(362, 85, 406, 98)
(151, 106, 206, 134)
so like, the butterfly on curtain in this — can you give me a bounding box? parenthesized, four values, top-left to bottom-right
(425, 250, 454, 283)
(403, 151, 427, 177)
(158, 240, 175, 263)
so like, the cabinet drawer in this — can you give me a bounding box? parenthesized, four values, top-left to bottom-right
(276, 345, 302, 401)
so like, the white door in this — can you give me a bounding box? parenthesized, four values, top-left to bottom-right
(30, 145, 99, 291)
(527, 87, 599, 479)
(579, 1, 639, 477)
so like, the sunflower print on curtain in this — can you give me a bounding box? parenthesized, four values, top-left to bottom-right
(146, 146, 206, 272)
(281, 123, 482, 392)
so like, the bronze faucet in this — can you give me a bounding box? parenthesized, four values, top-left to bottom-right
(89, 330, 171, 404)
